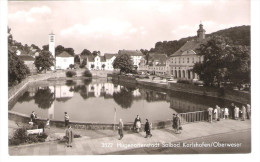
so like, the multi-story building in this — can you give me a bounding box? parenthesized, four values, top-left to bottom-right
(80, 54, 117, 70)
(118, 50, 143, 69)
(56, 51, 74, 70)
(139, 53, 168, 75)
(168, 23, 208, 80)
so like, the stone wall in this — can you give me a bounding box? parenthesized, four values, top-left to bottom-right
(9, 111, 172, 130)
(112, 75, 250, 104)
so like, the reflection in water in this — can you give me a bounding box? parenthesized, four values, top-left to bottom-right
(34, 87, 55, 109)
(10, 79, 242, 123)
(113, 87, 135, 109)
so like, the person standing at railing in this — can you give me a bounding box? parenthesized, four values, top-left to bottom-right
(208, 107, 213, 123)
(216, 105, 221, 121)
(175, 114, 181, 134)
(246, 104, 251, 119)
(224, 108, 229, 119)
(214, 108, 218, 121)
(230, 103, 235, 119)
(241, 105, 246, 121)
(172, 114, 177, 131)
(234, 106, 240, 120)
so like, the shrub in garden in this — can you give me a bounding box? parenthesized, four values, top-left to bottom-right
(82, 69, 92, 77)
(66, 70, 77, 77)
(9, 127, 48, 146)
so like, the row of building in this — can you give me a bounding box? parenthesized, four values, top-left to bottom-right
(11, 23, 208, 81)
(80, 23, 207, 81)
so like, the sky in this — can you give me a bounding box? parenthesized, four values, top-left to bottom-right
(8, 0, 250, 54)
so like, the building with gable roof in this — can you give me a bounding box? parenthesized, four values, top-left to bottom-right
(118, 50, 143, 69)
(80, 53, 117, 70)
(168, 23, 209, 80)
(56, 51, 74, 70)
(139, 53, 168, 75)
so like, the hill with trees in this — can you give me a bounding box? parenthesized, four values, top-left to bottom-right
(141, 25, 250, 56)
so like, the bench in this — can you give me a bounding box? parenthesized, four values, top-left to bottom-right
(26, 129, 43, 135)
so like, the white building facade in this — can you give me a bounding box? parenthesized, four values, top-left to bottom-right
(168, 23, 208, 80)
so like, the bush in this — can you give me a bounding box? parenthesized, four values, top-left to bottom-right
(69, 64, 74, 69)
(66, 70, 77, 77)
(9, 127, 48, 146)
(9, 138, 21, 146)
(82, 69, 92, 77)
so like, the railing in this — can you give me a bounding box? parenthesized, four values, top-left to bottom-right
(179, 111, 208, 124)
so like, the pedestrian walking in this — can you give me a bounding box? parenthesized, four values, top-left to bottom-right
(134, 115, 141, 133)
(172, 114, 177, 130)
(64, 112, 69, 127)
(246, 104, 251, 119)
(118, 118, 124, 140)
(144, 119, 152, 138)
(207, 107, 213, 123)
(224, 108, 229, 119)
(241, 105, 246, 121)
(65, 125, 74, 147)
(230, 103, 235, 119)
(175, 114, 182, 134)
(216, 105, 221, 120)
(234, 106, 239, 120)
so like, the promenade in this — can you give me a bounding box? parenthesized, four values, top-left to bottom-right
(9, 119, 251, 155)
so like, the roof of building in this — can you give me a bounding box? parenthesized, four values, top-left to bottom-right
(104, 53, 117, 59)
(170, 38, 209, 57)
(82, 55, 107, 62)
(56, 51, 74, 57)
(18, 55, 35, 61)
(118, 50, 143, 56)
(147, 53, 168, 65)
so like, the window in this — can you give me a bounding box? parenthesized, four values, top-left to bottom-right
(179, 58, 180, 63)
(187, 58, 189, 63)
(50, 36, 54, 42)
(192, 57, 194, 63)
(183, 58, 185, 63)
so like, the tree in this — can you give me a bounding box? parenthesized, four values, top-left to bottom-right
(64, 47, 75, 56)
(193, 36, 250, 88)
(92, 51, 100, 57)
(102, 64, 105, 70)
(91, 64, 95, 70)
(8, 50, 30, 86)
(79, 58, 87, 68)
(31, 44, 41, 52)
(112, 54, 134, 73)
(42, 45, 49, 51)
(34, 51, 55, 73)
(74, 55, 80, 63)
(80, 49, 92, 56)
(140, 49, 150, 64)
(55, 45, 65, 55)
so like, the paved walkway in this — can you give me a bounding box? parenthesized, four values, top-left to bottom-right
(9, 119, 251, 155)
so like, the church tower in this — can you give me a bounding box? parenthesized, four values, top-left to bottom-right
(197, 23, 206, 41)
(49, 32, 55, 70)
